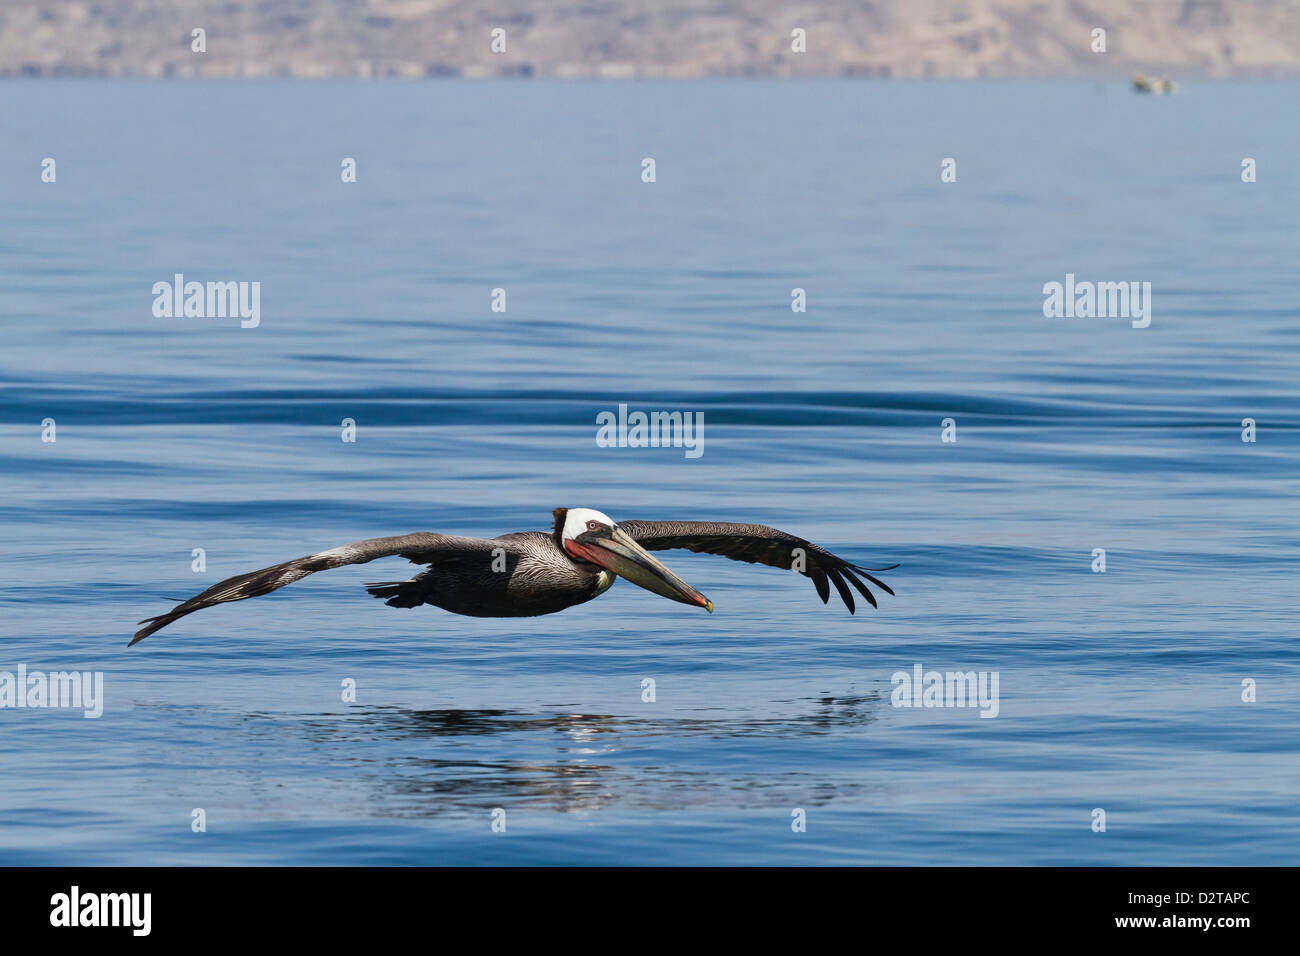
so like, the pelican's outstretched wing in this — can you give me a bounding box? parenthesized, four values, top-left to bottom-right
(617, 520, 895, 613)
(130, 533, 486, 645)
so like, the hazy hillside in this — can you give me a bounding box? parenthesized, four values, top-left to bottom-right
(5, 0, 1300, 78)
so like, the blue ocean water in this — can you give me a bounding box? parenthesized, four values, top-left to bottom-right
(1, 79, 1296, 865)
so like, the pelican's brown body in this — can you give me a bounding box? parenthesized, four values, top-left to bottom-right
(130, 508, 894, 645)
(365, 531, 614, 618)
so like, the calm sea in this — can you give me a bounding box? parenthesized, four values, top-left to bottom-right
(1, 79, 1296, 864)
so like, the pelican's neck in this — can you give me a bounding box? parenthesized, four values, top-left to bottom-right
(594, 569, 615, 595)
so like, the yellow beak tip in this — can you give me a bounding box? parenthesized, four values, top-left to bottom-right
(705, 601, 714, 614)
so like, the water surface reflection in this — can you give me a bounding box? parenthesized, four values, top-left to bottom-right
(247, 694, 887, 815)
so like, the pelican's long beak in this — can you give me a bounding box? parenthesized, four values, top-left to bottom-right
(568, 526, 713, 612)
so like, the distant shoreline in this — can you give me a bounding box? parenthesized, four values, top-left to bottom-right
(6, 0, 1298, 82)
(4, 71, 1299, 81)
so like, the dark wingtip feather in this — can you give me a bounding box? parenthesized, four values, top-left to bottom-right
(810, 568, 831, 604)
(840, 566, 878, 608)
(851, 565, 895, 597)
(128, 616, 171, 646)
(826, 567, 856, 613)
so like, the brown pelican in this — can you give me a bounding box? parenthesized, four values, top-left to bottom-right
(130, 508, 895, 645)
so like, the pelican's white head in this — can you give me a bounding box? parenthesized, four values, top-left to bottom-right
(562, 507, 617, 543)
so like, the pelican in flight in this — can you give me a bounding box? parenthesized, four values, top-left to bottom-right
(131, 508, 895, 645)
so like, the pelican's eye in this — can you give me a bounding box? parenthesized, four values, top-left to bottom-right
(587, 520, 599, 531)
